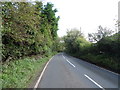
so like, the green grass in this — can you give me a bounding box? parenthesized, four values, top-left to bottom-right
(68, 52, 119, 73)
(80, 53, 119, 73)
(1, 55, 53, 88)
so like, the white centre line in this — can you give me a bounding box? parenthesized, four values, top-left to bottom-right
(62, 54, 75, 68)
(62, 54, 65, 59)
(84, 74, 105, 90)
(66, 59, 76, 67)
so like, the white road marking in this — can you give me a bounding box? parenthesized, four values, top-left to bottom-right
(76, 56, 118, 75)
(62, 54, 65, 59)
(66, 59, 75, 67)
(62, 54, 75, 68)
(84, 74, 105, 90)
(34, 56, 54, 89)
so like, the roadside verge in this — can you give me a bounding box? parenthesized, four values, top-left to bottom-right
(2, 54, 56, 88)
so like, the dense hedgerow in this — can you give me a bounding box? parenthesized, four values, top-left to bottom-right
(1, 2, 60, 61)
(64, 28, 120, 73)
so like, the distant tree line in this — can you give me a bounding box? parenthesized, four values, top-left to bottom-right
(63, 26, 120, 73)
(1, 2, 60, 61)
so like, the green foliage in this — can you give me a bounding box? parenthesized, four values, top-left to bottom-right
(64, 28, 120, 73)
(2, 56, 52, 88)
(1, 2, 60, 88)
(64, 28, 90, 54)
(81, 53, 119, 72)
(52, 37, 65, 52)
(95, 33, 120, 58)
(2, 2, 59, 61)
(88, 25, 114, 42)
(42, 3, 59, 40)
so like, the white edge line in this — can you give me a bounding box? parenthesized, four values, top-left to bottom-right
(34, 56, 54, 89)
(84, 74, 105, 90)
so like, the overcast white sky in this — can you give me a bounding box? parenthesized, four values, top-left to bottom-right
(42, 0, 119, 37)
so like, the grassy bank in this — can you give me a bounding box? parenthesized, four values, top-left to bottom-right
(1, 53, 55, 88)
(68, 53, 119, 74)
(81, 53, 119, 73)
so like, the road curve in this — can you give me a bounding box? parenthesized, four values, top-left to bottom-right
(36, 53, 120, 89)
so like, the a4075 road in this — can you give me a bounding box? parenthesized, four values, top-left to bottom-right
(35, 53, 120, 89)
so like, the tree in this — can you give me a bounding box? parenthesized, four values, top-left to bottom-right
(42, 2, 60, 40)
(64, 28, 84, 53)
(2, 2, 43, 60)
(88, 25, 114, 42)
(96, 32, 120, 57)
(2, 2, 60, 61)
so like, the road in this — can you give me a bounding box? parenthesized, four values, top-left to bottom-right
(36, 53, 120, 89)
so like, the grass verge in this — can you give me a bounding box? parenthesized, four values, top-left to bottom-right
(81, 53, 119, 73)
(68, 53, 119, 74)
(1, 54, 54, 88)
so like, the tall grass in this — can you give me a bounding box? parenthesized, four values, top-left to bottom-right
(2, 55, 52, 88)
(80, 53, 119, 73)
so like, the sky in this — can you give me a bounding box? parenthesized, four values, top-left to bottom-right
(42, 0, 119, 38)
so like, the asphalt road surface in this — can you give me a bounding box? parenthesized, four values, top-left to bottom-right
(37, 53, 120, 89)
